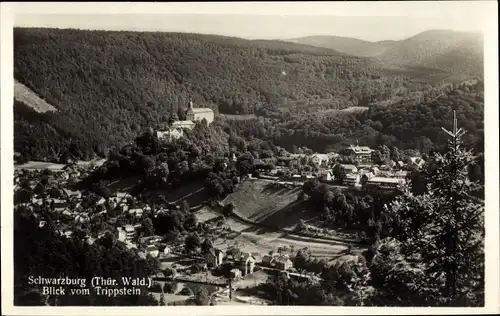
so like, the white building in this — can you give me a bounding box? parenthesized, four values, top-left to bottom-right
(368, 177, 406, 190)
(146, 245, 160, 258)
(185, 100, 215, 124)
(347, 145, 373, 163)
(341, 164, 358, 174)
(344, 174, 360, 187)
(310, 154, 329, 167)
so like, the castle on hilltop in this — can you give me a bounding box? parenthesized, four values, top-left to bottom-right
(185, 100, 214, 124)
(156, 100, 214, 140)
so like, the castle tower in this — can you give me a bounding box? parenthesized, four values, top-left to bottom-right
(185, 99, 195, 121)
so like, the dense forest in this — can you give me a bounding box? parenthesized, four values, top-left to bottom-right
(12, 28, 410, 161)
(14, 27, 484, 162)
(220, 81, 484, 154)
(289, 30, 484, 80)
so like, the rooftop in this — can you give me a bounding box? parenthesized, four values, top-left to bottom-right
(191, 108, 214, 114)
(349, 145, 373, 154)
(341, 164, 357, 170)
(369, 177, 405, 184)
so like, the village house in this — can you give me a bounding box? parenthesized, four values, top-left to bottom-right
(388, 160, 397, 169)
(61, 230, 73, 239)
(140, 235, 163, 245)
(368, 177, 406, 190)
(146, 245, 160, 258)
(344, 174, 360, 187)
(163, 245, 172, 256)
(319, 170, 334, 182)
(96, 197, 106, 206)
(347, 144, 373, 163)
(370, 166, 380, 175)
(310, 153, 330, 167)
(273, 255, 294, 271)
(129, 208, 144, 218)
(63, 189, 82, 200)
(394, 170, 409, 179)
(410, 156, 426, 168)
(74, 214, 90, 224)
(206, 248, 224, 268)
(230, 268, 242, 279)
(341, 164, 358, 174)
(156, 128, 184, 140)
(119, 225, 136, 242)
(233, 252, 256, 276)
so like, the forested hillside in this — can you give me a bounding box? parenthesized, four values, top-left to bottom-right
(14, 28, 483, 162)
(378, 30, 483, 78)
(288, 35, 396, 57)
(289, 30, 484, 80)
(221, 80, 484, 154)
(14, 27, 403, 161)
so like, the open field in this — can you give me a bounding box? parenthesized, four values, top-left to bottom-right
(195, 208, 363, 262)
(223, 179, 316, 229)
(14, 80, 57, 113)
(321, 106, 369, 114)
(379, 65, 462, 84)
(15, 159, 106, 171)
(220, 114, 257, 120)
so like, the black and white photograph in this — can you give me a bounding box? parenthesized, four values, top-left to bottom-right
(1, 1, 498, 314)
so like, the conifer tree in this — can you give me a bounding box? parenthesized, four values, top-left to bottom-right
(159, 292, 166, 306)
(372, 111, 484, 306)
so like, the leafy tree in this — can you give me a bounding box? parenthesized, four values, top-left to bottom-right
(201, 238, 213, 254)
(183, 213, 198, 232)
(294, 247, 312, 270)
(14, 188, 33, 205)
(163, 282, 176, 294)
(193, 287, 210, 305)
(332, 164, 346, 184)
(140, 217, 155, 236)
(180, 287, 193, 296)
(159, 292, 166, 306)
(180, 200, 190, 213)
(371, 150, 384, 165)
(222, 203, 234, 217)
(226, 246, 241, 259)
(184, 234, 201, 254)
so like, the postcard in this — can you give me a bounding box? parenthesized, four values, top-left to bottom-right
(1, 1, 498, 315)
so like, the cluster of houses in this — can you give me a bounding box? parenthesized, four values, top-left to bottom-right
(203, 247, 294, 280)
(254, 144, 426, 191)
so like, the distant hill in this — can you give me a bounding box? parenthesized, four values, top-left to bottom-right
(288, 30, 484, 78)
(378, 30, 483, 77)
(288, 35, 396, 57)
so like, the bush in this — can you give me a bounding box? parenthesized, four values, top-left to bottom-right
(163, 282, 176, 294)
(180, 287, 194, 296)
(150, 282, 162, 293)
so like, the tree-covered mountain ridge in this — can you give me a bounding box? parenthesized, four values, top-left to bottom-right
(14, 27, 482, 162)
(288, 29, 484, 78)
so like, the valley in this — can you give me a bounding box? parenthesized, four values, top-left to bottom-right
(11, 23, 486, 308)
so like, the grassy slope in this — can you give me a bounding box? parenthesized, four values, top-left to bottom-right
(223, 179, 316, 229)
(14, 80, 57, 113)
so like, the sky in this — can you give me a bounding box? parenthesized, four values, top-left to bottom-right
(10, 2, 490, 42)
